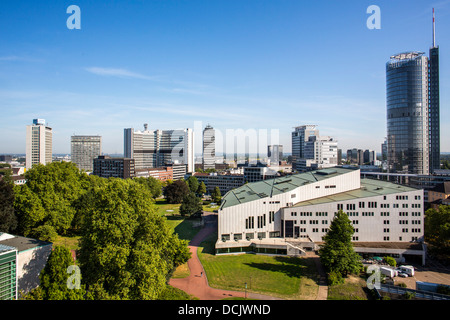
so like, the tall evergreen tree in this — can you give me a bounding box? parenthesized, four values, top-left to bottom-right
(318, 210, 363, 278)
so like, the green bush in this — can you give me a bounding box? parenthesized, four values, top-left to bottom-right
(327, 271, 344, 286)
(384, 256, 397, 267)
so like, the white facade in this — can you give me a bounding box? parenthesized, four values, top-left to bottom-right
(25, 119, 52, 169)
(292, 125, 337, 172)
(217, 168, 424, 258)
(124, 125, 194, 173)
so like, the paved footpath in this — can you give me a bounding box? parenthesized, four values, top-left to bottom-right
(169, 225, 283, 300)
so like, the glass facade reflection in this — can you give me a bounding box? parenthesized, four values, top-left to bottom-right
(386, 52, 429, 175)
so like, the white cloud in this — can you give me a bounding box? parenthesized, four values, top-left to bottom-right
(85, 67, 158, 80)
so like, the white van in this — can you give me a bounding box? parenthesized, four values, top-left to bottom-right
(398, 265, 415, 276)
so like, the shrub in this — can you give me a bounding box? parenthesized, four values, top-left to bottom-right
(327, 271, 344, 286)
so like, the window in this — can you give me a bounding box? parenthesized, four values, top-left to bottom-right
(337, 204, 343, 210)
(221, 234, 230, 241)
(234, 233, 242, 241)
(359, 202, 365, 208)
(368, 202, 377, 208)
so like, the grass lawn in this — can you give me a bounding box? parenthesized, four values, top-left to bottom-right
(327, 275, 369, 300)
(197, 232, 319, 300)
(52, 235, 80, 251)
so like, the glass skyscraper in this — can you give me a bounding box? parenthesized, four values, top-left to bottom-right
(386, 10, 440, 175)
(386, 52, 429, 175)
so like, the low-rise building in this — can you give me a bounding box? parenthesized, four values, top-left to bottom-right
(0, 233, 52, 299)
(93, 155, 135, 179)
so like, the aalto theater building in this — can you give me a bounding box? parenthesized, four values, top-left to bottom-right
(216, 167, 427, 265)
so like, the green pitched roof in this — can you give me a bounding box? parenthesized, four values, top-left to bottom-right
(219, 167, 356, 209)
(292, 178, 418, 208)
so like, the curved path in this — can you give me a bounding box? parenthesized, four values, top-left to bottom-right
(169, 214, 324, 300)
(169, 225, 248, 300)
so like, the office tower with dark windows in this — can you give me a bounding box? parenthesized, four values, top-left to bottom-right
(71, 135, 102, 172)
(428, 8, 440, 173)
(25, 119, 52, 169)
(124, 124, 194, 173)
(386, 9, 441, 175)
(202, 124, 215, 170)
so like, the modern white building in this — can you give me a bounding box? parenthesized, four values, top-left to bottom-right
(292, 125, 337, 172)
(124, 124, 195, 173)
(25, 119, 52, 169)
(216, 167, 426, 265)
(71, 135, 102, 172)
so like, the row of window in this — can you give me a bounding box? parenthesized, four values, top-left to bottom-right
(338, 201, 421, 210)
(290, 211, 328, 217)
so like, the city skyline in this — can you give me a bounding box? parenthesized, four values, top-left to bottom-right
(1, 1, 449, 155)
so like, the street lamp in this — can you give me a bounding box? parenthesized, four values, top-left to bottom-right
(245, 282, 247, 299)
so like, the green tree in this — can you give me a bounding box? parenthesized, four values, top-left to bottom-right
(319, 210, 363, 278)
(211, 186, 222, 204)
(384, 256, 397, 267)
(425, 205, 450, 254)
(180, 192, 203, 217)
(0, 176, 17, 233)
(14, 162, 89, 238)
(186, 176, 199, 194)
(197, 181, 206, 197)
(24, 246, 86, 300)
(78, 179, 190, 300)
(163, 179, 190, 204)
(134, 176, 162, 198)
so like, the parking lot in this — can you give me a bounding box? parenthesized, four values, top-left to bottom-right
(364, 256, 450, 290)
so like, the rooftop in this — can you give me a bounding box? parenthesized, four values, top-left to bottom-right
(220, 167, 356, 209)
(292, 178, 417, 208)
(0, 233, 51, 252)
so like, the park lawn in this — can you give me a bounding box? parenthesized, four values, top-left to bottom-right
(327, 275, 369, 300)
(154, 198, 181, 216)
(197, 232, 319, 300)
(52, 235, 81, 251)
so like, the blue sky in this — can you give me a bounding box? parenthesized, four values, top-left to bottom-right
(1, 0, 449, 155)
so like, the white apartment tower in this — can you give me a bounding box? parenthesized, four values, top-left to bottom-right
(124, 124, 195, 173)
(26, 119, 52, 169)
(202, 124, 215, 170)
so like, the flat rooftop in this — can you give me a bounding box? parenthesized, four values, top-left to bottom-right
(0, 233, 51, 252)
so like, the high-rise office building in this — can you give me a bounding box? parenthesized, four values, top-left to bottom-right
(124, 124, 194, 173)
(386, 10, 440, 175)
(386, 52, 429, 175)
(202, 125, 215, 170)
(25, 119, 52, 169)
(292, 125, 337, 172)
(71, 135, 102, 172)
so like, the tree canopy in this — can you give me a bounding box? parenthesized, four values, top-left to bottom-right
(78, 178, 191, 299)
(163, 179, 190, 204)
(179, 192, 203, 217)
(425, 205, 450, 254)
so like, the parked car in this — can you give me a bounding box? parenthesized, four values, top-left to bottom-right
(398, 272, 408, 278)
